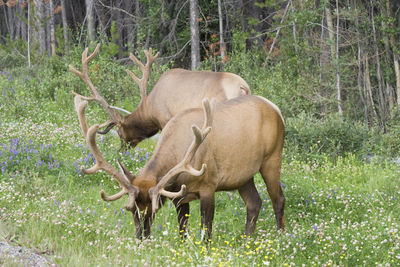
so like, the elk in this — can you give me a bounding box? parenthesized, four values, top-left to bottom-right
(74, 94, 285, 240)
(69, 44, 250, 149)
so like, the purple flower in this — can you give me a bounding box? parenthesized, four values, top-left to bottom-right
(313, 225, 318, 231)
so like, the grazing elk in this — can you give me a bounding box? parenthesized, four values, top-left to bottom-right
(74, 94, 285, 240)
(69, 44, 250, 148)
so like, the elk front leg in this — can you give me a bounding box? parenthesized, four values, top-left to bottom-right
(238, 178, 262, 236)
(143, 210, 153, 238)
(199, 192, 215, 241)
(173, 199, 190, 238)
(133, 210, 143, 239)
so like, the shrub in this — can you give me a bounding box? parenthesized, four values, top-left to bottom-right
(285, 112, 370, 160)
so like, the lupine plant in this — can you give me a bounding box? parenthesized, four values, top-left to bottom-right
(0, 138, 60, 174)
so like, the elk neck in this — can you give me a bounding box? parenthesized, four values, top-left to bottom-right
(122, 98, 160, 139)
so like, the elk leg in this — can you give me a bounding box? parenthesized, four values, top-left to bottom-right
(199, 192, 215, 241)
(238, 178, 262, 235)
(173, 199, 190, 238)
(133, 210, 143, 239)
(260, 158, 286, 230)
(143, 210, 154, 238)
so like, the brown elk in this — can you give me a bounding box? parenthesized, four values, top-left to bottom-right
(74, 94, 285, 240)
(69, 44, 250, 148)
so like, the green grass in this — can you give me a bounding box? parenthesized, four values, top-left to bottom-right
(1, 110, 399, 266)
(1, 68, 399, 266)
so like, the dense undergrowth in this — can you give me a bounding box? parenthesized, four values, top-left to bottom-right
(0, 45, 400, 266)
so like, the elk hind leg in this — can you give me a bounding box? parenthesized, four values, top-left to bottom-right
(238, 178, 262, 236)
(260, 158, 285, 230)
(173, 200, 190, 238)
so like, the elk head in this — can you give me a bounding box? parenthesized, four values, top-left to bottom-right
(69, 44, 160, 149)
(73, 95, 139, 213)
(74, 93, 158, 238)
(73, 90, 212, 239)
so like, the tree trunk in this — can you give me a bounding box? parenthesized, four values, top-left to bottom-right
(392, 36, 400, 106)
(319, 8, 325, 81)
(217, 0, 226, 62)
(7, 4, 15, 40)
(370, 1, 387, 123)
(116, 0, 125, 57)
(325, 6, 335, 60)
(85, 0, 96, 42)
(27, 0, 31, 67)
(386, 0, 400, 106)
(355, 0, 367, 123)
(2, 4, 11, 39)
(132, 0, 141, 49)
(61, 0, 69, 49)
(125, 0, 135, 46)
(35, 0, 47, 54)
(291, 3, 298, 54)
(49, 0, 56, 56)
(19, 1, 27, 42)
(189, 0, 200, 70)
(364, 54, 378, 120)
(335, 0, 342, 115)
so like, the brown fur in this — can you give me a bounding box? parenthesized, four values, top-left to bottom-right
(110, 68, 251, 148)
(130, 95, 285, 239)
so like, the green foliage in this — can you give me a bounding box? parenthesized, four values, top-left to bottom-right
(370, 109, 400, 157)
(101, 21, 119, 58)
(285, 113, 370, 159)
(0, 37, 28, 69)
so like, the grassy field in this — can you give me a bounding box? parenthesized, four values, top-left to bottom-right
(0, 71, 399, 266)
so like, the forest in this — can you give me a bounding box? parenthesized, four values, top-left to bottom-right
(1, 0, 400, 127)
(0, 0, 400, 266)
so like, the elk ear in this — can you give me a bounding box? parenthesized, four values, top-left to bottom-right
(117, 159, 136, 183)
(97, 122, 117, 134)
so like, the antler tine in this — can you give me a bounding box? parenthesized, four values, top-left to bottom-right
(69, 44, 122, 124)
(126, 48, 160, 101)
(74, 95, 138, 211)
(149, 99, 214, 213)
(74, 95, 89, 137)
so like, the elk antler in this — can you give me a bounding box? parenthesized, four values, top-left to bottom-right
(69, 44, 123, 131)
(149, 99, 214, 213)
(126, 48, 160, 103)
(74, 95, 139, 211)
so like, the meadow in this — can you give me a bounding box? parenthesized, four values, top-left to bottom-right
(1, 65, 400, 266)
